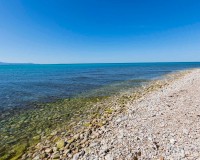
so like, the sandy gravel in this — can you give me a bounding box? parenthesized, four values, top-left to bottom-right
(80, 69, 200, 160)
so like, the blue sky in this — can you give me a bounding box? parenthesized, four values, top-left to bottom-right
(0, 0, 200, 63)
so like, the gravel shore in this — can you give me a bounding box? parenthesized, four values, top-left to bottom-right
(23, 69, 200, 160)
(80, 69, 200, 160)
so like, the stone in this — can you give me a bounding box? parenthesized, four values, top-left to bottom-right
(52, 152, 60, 159)
(170, 139, 176, 144)
(90, 142, 99, 147)
(159, 156, 164, 160)
(33, 155, 40, 160)
(67, 138, 75, 144)
(183, 129, 189, 135)
(53, 147, 58, 152)
(80, 138, 87, 144)
(45, 148, 53, 153)
(56, 140, 65, 149)
(68, 154, 73, 158)
(39, 153, 47, 159)
(118, 130, 124, 139)
(79, 150, 85, 157)
(74, 134, 80, 140)
(116, 116, 128, 123)
(85, 129, 92, 138)
(79, 134, 84, 139)
(72, 153, 80, 160)
(51, 131, 58, 136)
(105, 153, 114, 160)
(180, 149, 185, 158)
(63, 149, 71, 155)
(100, 144, 109, 155)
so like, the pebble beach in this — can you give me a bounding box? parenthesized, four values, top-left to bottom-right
(20, 68, 200, 160)
(1, 1, 200, 159)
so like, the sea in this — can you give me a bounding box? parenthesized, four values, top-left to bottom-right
(0, 62, 200, 111)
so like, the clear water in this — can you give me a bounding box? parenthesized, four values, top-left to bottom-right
(0, 62, 200, 110)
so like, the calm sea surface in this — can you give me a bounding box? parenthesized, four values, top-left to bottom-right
(1, 62, 200, 110)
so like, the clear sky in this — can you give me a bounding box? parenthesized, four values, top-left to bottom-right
(0, 0, 200, 64)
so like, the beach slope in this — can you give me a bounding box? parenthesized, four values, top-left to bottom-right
(81, 69, 200, 160)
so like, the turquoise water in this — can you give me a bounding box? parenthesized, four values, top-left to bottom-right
(0, 62, 200, 111)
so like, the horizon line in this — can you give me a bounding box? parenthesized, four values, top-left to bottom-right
(1, 61, 200, 65)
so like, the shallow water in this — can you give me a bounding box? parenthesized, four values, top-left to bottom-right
(1, 62, 200, 111)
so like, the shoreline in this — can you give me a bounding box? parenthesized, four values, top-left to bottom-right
(17, 69, 196, 160)
(80, 68, 200, 160)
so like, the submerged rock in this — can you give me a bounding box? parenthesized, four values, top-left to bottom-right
(56, 139, 65, 149)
